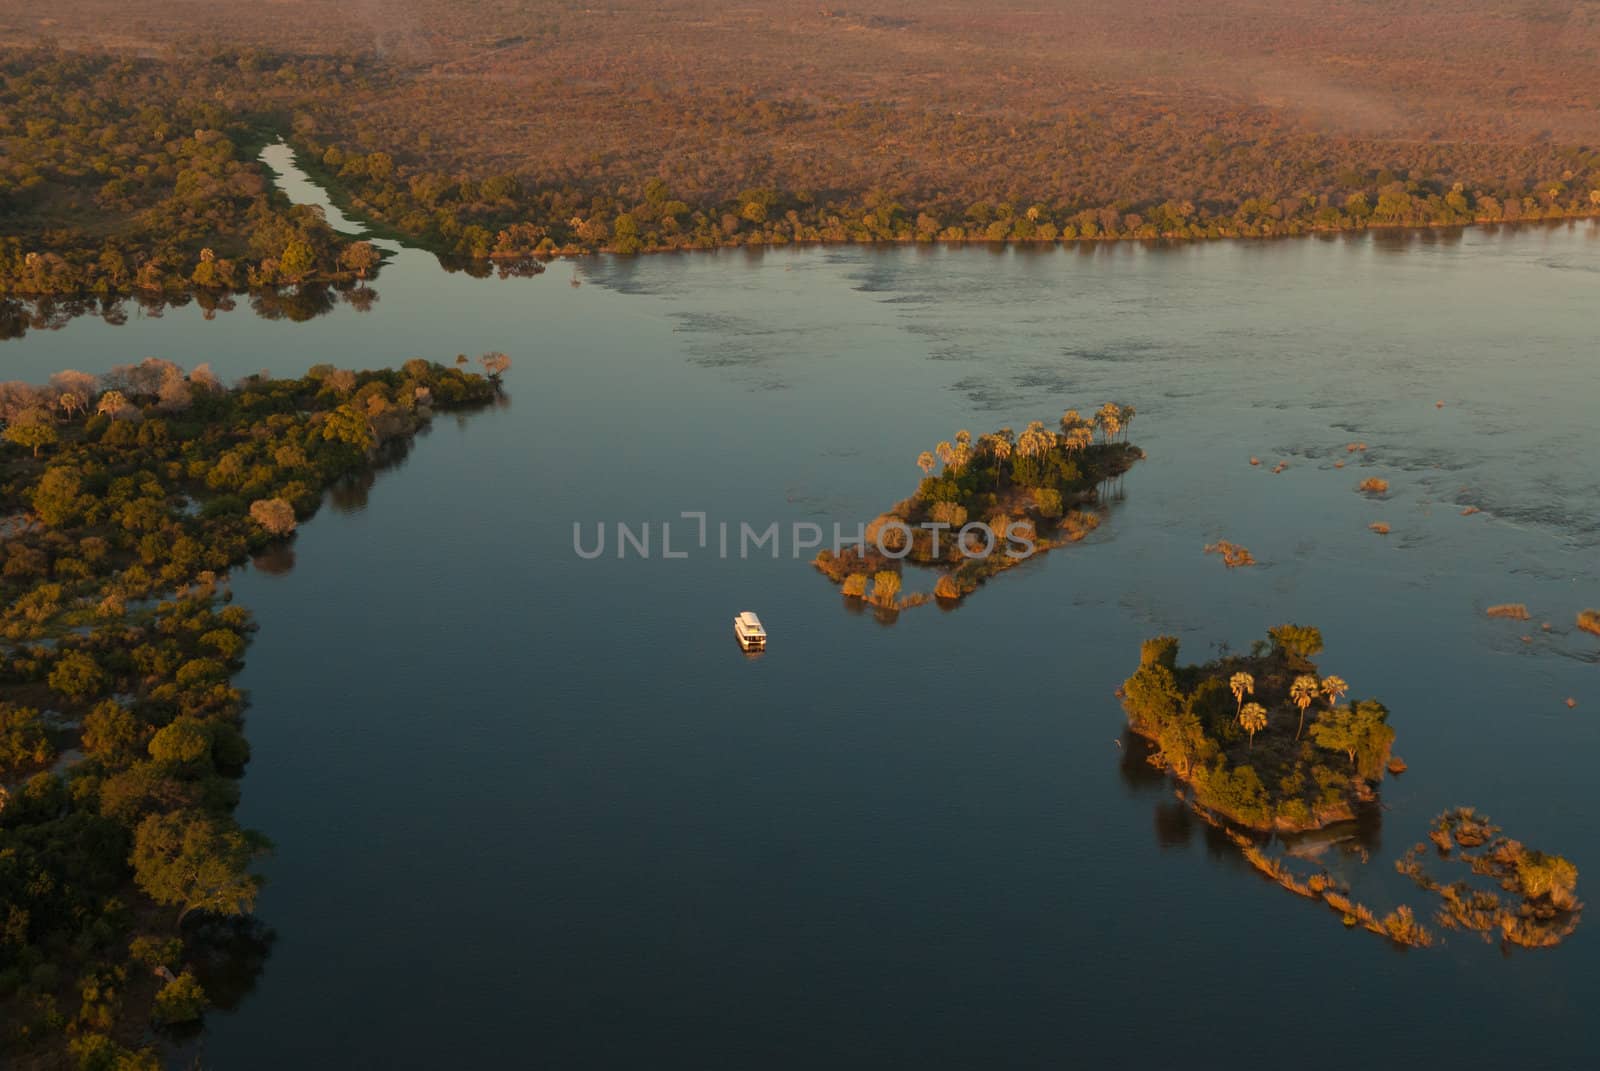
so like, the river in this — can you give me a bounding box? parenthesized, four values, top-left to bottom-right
(4, 147, 1598, 1068)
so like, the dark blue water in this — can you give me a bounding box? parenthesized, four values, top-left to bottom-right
(4, 151, 1597, 1068)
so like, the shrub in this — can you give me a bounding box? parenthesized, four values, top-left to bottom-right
(49, 650, 108, 700)
(1268, 624, 1324, 662)
(152, 971, 208, 1025)
(1140, 636, 1180, 669)
(148, 718, 212, 766)
(248, 497, 297, 536)
(928, 501, 967, 529)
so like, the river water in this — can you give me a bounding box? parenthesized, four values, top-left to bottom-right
(4, 147, 1598, 1067)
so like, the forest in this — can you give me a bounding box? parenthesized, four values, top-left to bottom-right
(0, 50, 377, 298)
(0, 356, 504, 1067)
(7, 0, 1600, 295)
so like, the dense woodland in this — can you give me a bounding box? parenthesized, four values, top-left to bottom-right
(6, 5, 1600, 297)
(0, 50, 377, 298)
(0, 357, 504, 1067)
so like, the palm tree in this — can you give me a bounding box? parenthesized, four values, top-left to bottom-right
(1229, 671, 1255, 714)
(1320, 675, 1348, 710)
(935, 440, 953, 469)
(1095, 402, 1122, 443)
(1118, 404, 1136, 442)
(1290, 675, 1320, 740)
(1239, 703, 1268, 750)
(990, 435, 1012, 487)
(917, 451, 935, 476)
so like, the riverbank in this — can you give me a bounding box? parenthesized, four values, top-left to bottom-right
(0, 357, 505, 1066)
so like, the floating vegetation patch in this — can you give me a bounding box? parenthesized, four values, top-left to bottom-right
(1397, 809, 1583, 949)
(1217, 829, 1431, 948)
(1204, 540, 1257, 567)
(1485, 603, 1532, 620)
(1357, 477, 1389, 495)
(1578, 609, 1600, 637)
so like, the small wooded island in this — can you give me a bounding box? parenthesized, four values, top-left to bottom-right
(0, 355, 506, 1066)
(815, 406, 1142, 609)
(1122, 625, 1395, 833)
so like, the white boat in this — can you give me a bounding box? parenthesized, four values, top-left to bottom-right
(734, 611, 767, 651)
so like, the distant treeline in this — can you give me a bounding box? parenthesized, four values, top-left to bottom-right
(306, 128, 1600, 258)
(4, 44, 1600, 292)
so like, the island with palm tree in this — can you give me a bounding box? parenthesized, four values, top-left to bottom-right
(1120, 624, 1398, 833)
(814, 405, 1142, 609)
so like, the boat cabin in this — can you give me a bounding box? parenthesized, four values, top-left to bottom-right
(734, 611, 767, 651)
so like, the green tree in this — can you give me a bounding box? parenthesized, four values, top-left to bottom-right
(4, 408, 59, 457)
(49, 650, 108, 700)
(29, 465, 85, 525)
(152, 971, 208, 1025)
(148, 717, 213, 767)
(1122, 662, 1182, 732)
(1309, 700, 1393, 779)
(0, 703, 53, 770)
(279, 239, 317, 282)
(338, 240, 380, 277)
(130, 811, 269, 925)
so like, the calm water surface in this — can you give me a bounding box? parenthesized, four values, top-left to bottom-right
(4, 153, 1598, 1068)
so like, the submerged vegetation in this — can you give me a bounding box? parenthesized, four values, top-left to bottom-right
(1398, 809, 1582, 949)
(1121, 625, 1393, 833)
(814, 406, 1141, 611)
(0, 356, 504, 1064)
(1204, 540, 1256, 568)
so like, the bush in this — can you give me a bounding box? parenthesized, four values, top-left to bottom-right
(1140, 636, 1180, 669)
(248, 497, 297, 536)
(147, 718, 212, 766)
(49, 650, 108, 700)
(152, 971, 208, 1025)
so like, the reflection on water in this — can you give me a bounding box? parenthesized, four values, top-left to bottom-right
(0, 280, 384, 340)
